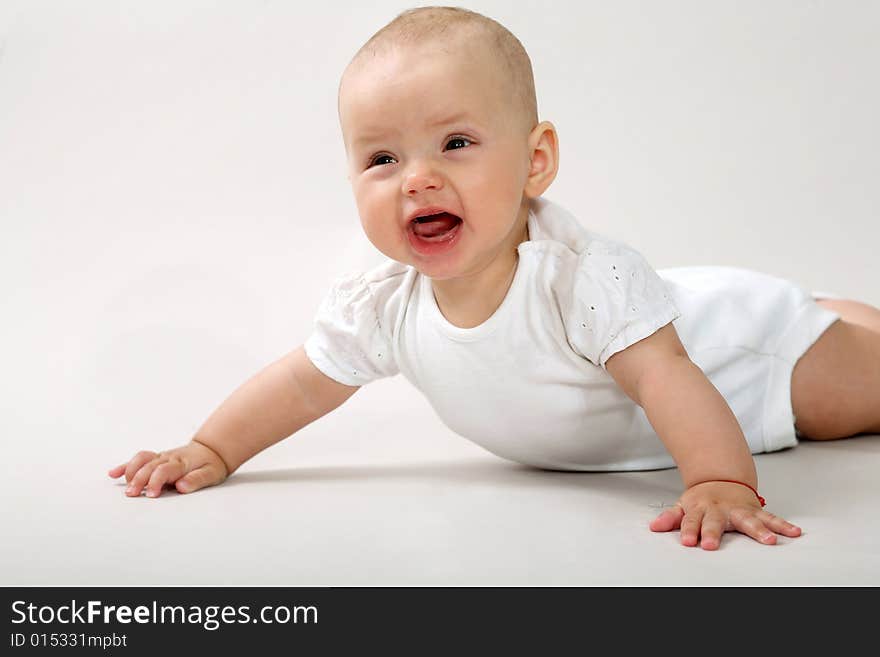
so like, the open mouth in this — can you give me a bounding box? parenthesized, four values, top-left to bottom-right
(410, 212, 463, 242)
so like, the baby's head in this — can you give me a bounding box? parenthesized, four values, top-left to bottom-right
(337, 6, 559, 281)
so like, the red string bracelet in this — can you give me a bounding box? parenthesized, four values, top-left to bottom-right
(692, 479, 766, 507)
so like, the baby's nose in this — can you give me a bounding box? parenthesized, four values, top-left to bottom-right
(403, 168, 443, 195)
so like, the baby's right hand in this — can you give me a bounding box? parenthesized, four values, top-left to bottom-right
(107, 439, 229, 498)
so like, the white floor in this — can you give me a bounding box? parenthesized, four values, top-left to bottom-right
(3, 375, 878, 587)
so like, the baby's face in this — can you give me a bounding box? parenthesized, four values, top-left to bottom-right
(338, 43, 533, 280)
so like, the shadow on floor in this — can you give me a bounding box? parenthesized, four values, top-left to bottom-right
(222, 457, 685, 505)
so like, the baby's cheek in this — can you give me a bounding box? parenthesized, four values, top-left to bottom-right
(357, 200, 386, 234)
(361, 219, 389, 245)
(361, 217, 407, 260)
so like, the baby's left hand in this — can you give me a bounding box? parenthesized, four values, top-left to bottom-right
(650, 481, 802, 550)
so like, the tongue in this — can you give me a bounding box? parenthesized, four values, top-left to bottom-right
(412, 213, 460, 238)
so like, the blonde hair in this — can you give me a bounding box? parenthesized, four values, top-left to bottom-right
(339, 6, 538, 134)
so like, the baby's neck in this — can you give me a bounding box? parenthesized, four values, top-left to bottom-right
(431, 256, 518, 329)
(431, 221, 529, 329)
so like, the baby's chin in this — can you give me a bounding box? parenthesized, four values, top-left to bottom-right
(363, 236, 465, 279)
(400, 254, 464, 280)
(399, 256, 458, 279)
(415, 267, 459, 280)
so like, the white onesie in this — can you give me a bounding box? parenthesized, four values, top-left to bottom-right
(303, 197, 842, 471)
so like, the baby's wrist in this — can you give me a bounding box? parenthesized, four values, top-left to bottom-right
(686, 479, 766, 507)
(190, 437, 233, 477)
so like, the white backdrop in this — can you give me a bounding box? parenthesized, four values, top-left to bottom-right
(1, 1, 878, 585)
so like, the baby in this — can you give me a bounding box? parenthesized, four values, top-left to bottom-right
(108, 6, 880, 551)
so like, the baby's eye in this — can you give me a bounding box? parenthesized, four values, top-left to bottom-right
(367, 153, 396, 168)
(445, 136, 472, 151)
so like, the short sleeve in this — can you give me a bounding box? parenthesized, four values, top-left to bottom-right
(303, 271, 399, 386)
(565, 241, 681, 370)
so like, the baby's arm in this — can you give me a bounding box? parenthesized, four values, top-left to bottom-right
(605, 324, 802, 550)
(108, 346, 359, 497)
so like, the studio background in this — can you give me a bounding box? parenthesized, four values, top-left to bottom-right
(1, 0, 877, 585)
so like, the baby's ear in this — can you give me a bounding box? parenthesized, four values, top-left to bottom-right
(524, 121, 559, 198)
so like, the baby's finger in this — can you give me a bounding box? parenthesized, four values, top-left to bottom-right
(126, 459, 163, 497)
(758, 510, 802, 538)
(729, 508, 776, 545)
(144, 461, 187, 498)
(107, 464, 127, 479)
(124, 451, 159, 484)
(680, 507, 705, 547)
(175, 465, 224, 494)
(649, 505, 684, 532)
(698, 511, 726, 551)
